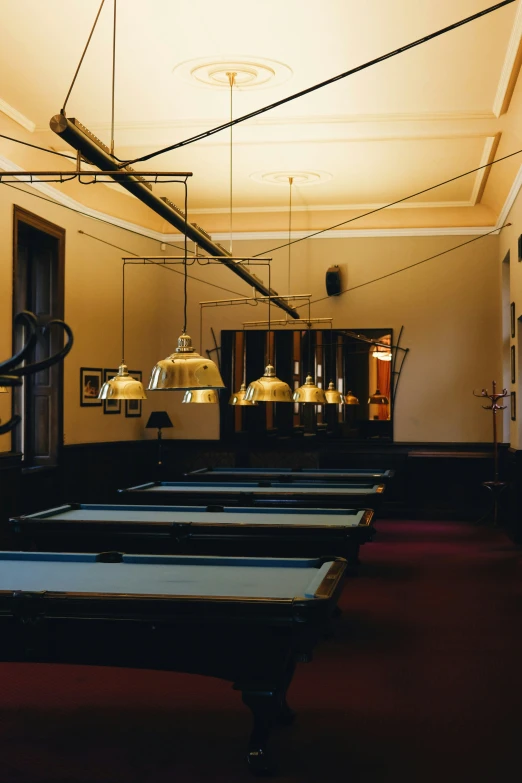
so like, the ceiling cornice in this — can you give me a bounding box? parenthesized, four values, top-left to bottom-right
(493, 0, 522, 116)
(0, 97, 35, 132)
(0, 151, 518, 241)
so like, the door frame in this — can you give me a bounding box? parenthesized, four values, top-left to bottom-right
(12, 205, 66, 462)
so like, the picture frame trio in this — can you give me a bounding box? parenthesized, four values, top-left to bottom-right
(80, 367, 143, 417)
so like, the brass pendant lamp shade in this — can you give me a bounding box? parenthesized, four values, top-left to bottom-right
(372, 347, 392, 361)
(149, 333, 225, 391)
(229, 381, 257, 406)
(345, 390, 360, 405)
(245, 364, 293, 403)
(293, 374, 327, 404)
(182, 388, 219, 404)
(98, 363, 147, 400)
(325, 380, 344, 404)
(369, 388, 389, 405)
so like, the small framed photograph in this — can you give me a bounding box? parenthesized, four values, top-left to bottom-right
(80, 368, 102, 406)
(511, 302, 516, 338)
(125, 370, 142, 418)
(103, 369, 121, 414)
(518, 234, 522, 261)
(511, 345, 516, 384)
(511, 391, 517, 421)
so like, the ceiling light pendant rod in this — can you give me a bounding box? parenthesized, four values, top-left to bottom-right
(228, 71, 236, 255)
(50, 114, 299, 320)
(288, 177, 293, 297)
(62, 0, 106, 113)
(183, 180, 188, 333)
(121, 259, 125, 363)
(110, 0, 117, 155)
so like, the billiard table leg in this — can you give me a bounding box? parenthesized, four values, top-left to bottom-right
(241, 688, 280, 775)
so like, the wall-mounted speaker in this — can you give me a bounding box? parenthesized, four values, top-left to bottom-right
(326, 265, 342, 296)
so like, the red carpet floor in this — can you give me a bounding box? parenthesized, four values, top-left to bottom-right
(1, 520, 521, 783)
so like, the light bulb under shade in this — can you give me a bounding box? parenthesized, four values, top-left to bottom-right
(345, 390, 360, 405)
(98, 363, 147, 400)
(148, 332, 225, 391)
(182, 389, 219, 404)
(229, 382, 257, 406)
(292, 375, 327, 404)
(244, 364, 293, 403)
(372, 348, 392, 361)
(368, 388, 389, 405)
(324, 381, 344, 405)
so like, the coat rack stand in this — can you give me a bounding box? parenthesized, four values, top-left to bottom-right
(473, 380, 508, 526)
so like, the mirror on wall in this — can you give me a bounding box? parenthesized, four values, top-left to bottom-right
(219, 328, 393, 440)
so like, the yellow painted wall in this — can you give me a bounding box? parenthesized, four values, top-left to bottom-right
(0, 178, 502, 450)
(497, 178, 522, 449)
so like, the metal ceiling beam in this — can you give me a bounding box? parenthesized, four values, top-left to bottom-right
(49, 112, 299, 319)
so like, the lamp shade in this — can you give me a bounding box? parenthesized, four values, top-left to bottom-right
(98, 364, 147, 400)
(345, 390, 360, 405)
(182, 389, 219, 404)
(325, 381, 344, 405)
(369, 388, 389, 405)
(244, 364, 292, 403)
(292, 375, 327, 404)
(0, 386, 7, 393)
(148, 333, 225, 391)
(145, 411, 173, 429)
(372, 347, 392, 361)
(229, 381, 257, 406)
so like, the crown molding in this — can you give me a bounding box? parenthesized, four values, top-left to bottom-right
(469, 136, 499, 205)
(34, 110, 497, 135)
(493, 0, 522, 117)
(0, 97, 35, 132)
(0, 151, 508, 241)
(192, 200, 473, 215)
(0, 153, 166, 242)
(201, 227, 497, 241)
(496, 160, 522, 227)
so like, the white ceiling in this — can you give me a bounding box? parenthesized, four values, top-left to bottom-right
(1, 0, 521, 233)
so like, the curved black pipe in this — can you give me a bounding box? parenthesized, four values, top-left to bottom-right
(11, 320, 74, 377)
(0, 311, 38, 374)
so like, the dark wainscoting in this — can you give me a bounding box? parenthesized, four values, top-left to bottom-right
(2, 438, 515, 531)
(0, 452, 22, 547)
(503, 448, 522, 544)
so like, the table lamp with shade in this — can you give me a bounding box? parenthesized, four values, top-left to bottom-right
(146, 411, 173, 467)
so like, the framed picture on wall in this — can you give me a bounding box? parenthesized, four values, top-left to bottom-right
(125, 370, 143, 418)
(103, 369, 121, 414)
(80, 368, 102, 407)
(511, 302, 516, 338)
(511, 391, 517, 421)
(511, 345, 516, 384)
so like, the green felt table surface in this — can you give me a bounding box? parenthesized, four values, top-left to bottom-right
(132, 481, 381, 495)
(24, 504, 367, 528)
(0, 552, 331, 599)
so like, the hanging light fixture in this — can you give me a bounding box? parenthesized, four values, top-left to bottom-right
(369, 388, 389, 404)
(182, 388, 219, 404)
(99, 262, 147, 402)
(224, 74, 257, 408)
(372, 346, 392, 361)
(244, 176, 292, 403)
(345, 390, 360, 405)
(0, 386, 7, 393)
(149, 181, 225, 392)
(325, 380, 344, 404)
(324, 328, 343, 404)
(293, 374, 327, 403)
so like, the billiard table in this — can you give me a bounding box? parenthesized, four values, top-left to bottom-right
(9, 503, 375, 564)
(118, 480, 386, 510)
(187, 466, 395, 483)
(0, 550, 346, 775)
